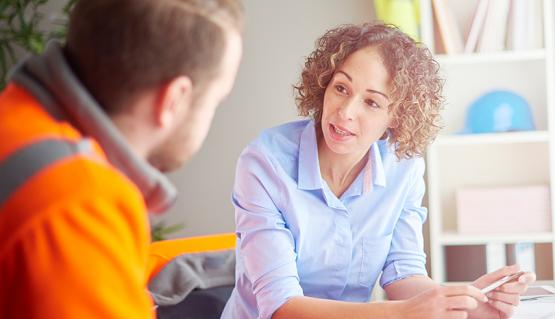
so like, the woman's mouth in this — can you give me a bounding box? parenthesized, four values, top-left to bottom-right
(328, 123, 355, 141)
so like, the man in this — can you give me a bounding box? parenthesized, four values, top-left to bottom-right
(0, 0, 243, 318)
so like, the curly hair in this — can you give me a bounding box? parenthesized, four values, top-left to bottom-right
(294, 23, 443, 159)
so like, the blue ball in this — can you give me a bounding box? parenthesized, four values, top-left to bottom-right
(463, 90, 535, 134)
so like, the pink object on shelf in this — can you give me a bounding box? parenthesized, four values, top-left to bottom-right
(456, 185, 552, 234)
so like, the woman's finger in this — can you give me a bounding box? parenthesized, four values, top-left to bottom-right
(445, 310, 469, 319)
(487, 299, 516, 317)
(494, 271, 535, 293)
(518, 272, 536, 284)
(446, 295, 479, 310)
(495, 273, 536, 294)
(487, 290, 520, 306)
(495, 281, 527, 294)
(442, 285, 488, 302)
(473, 265, 520, 288)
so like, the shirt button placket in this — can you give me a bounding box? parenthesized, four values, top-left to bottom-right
(334, 209, 352, 270)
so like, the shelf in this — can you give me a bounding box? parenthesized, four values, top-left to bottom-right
(424, 0, 555, 283)
(440, 232, 554, 245)
(435, 49, 546, 65)
(434, 131, 550, 146)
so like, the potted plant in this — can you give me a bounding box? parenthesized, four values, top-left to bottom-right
(0, 0, 76, 89)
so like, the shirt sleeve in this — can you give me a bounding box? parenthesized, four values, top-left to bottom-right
(380, 158, 428, 288)
(233, 144, 304, 319)
(4, 194, 154, 319)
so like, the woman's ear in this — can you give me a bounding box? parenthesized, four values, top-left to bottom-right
(388, 116, 399, 129)
(156, 76, 193, 128)
(379, 129, 389, 140)
(381, 115, 398, 140)
(387, 118, 399, 129)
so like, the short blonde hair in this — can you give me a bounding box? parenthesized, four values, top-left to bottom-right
(294, 23, 443, 159)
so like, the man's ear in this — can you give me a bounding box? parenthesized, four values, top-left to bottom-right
(156, 76, 193, 128)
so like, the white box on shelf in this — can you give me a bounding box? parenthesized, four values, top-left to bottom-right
(456, 185, 551, 234)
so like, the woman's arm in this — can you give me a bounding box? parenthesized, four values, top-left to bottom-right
(231, 145, 304, 319)
(384, 275, 438, 300)
(274, 285, 488, 319)
(383, 265, 537, 319)
(273, 296, 398, 319)
(379, 159, 429, 289)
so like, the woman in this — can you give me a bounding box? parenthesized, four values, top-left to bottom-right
(221, 23, 535, 319)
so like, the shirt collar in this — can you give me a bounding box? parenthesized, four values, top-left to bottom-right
(368, 140, 387, 191)
(298, 120, 324, 190)
(341, 140, 387, 198)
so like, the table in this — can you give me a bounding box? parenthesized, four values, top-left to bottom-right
(514, 282, 555, 319)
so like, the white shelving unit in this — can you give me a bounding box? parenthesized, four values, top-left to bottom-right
(422, 0, 555, 283)
(440, 232, 554, 246)
(435, 131, 550, 145)
(435, 49, 547, 65)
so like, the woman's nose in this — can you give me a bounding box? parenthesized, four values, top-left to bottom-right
(337, 97, 357, 120)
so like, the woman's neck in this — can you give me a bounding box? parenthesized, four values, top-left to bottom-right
(317, 132, 368, 198)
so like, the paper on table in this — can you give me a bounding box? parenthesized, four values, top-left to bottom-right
(513, 298, 555, 319)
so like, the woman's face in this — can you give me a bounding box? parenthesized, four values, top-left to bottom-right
(320, 46, 394, 157)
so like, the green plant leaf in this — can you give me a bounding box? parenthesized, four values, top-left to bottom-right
(28, 36, 44, 53)
(0, 2, 10, 16)
(0, 0, 77, 88)
(150, 222, 186, 241)
(63, 0, 77, 15)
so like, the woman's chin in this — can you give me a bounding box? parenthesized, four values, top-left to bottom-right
(323, 138, 355, 155)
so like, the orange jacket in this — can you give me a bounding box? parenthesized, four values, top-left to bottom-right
(0, 83, 238, 319)
(0, 84, 155, 318)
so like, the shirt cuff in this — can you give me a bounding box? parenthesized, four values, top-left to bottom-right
(380, 260, 428, 288)
(256, 276, 303, 319)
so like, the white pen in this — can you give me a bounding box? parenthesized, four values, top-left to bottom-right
(481, 271, 525, 294)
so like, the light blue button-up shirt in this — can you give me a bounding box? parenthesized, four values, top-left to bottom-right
(221, 120, 428, 319)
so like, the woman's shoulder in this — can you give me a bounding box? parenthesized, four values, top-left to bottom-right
(378, 140, 425, 175)
(247, 119, 309, 156)
(238, 119, 310, 174)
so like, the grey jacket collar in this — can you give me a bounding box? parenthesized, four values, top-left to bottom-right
(11, 42, 177, 213)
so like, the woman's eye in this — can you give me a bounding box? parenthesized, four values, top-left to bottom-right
(365, 99, 380, 109)
(334, 84, 348, 95)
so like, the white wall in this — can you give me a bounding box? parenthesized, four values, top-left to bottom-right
(153, 0, 377, 237)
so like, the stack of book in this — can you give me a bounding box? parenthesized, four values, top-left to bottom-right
(432, 0, 544, 55)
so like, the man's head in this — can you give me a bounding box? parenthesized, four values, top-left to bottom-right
(66, 0, 244, 171)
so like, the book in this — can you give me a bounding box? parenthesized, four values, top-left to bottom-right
(478, 0, 511, 52)
(432, 0, 464, 54)
(374, 0, 420, 41)
(464, 0, 489, 54)
(506, 0, 544, 50)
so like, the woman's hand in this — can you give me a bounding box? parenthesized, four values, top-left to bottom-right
(469, 264, 536, 319)
(395, 285, 488, 319)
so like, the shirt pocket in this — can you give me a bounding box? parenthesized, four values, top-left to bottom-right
(359, 233, 393, 288)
